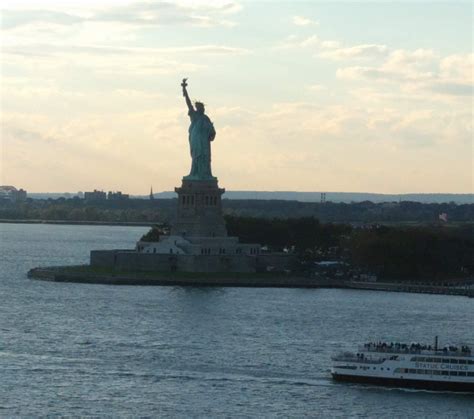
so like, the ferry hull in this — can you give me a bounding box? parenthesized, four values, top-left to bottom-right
(332, 373, 474, 393)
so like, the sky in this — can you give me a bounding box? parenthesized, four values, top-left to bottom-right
(0, 0, 472, 194)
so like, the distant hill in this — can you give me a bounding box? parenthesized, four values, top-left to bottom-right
(29, 191, 472, 204)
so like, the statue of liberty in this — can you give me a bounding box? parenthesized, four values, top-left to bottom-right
(181, 78, 216, 180)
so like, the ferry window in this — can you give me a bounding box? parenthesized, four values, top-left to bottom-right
(433, 370, 441, 375)
(468, 372, 474, 377)
(424, 358, 432, 362)
(450, 371, 458, 376)
(450, 359, 458, 364)
(409, 369, 416, 374)
(459, 360, 467, 364)
(442, 359, 450, 364)
(442, 371, 449, 376)
(434, 358, 442, 363)
(458, 372, 467, 376)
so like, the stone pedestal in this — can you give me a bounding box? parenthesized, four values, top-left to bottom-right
(171, 178, 227, 237)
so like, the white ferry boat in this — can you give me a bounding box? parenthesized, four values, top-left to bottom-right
(331, 338, 474, 392)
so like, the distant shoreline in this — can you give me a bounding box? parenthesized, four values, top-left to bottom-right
(0, 219, 153, 227)
(26, 191, 474, 204)
(2, 218, 473, 228)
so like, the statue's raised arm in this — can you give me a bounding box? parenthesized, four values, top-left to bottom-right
(181, 78, 194, 113)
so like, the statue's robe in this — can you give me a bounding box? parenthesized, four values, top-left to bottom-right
(186, 109, 216, 180)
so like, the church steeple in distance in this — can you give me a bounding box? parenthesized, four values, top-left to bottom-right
(149, 186, 154, 200)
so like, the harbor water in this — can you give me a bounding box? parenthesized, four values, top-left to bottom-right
(0, 223, 473, 417)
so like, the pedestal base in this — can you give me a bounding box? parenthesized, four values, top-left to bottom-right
(171, 178, 227, 238)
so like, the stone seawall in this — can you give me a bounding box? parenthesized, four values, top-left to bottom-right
(90, 249, 295, 274)
(27, 266, 473, 297)
(27, 266, 336, 288)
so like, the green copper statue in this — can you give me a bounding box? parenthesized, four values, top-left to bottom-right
(181, 78, 216, 181)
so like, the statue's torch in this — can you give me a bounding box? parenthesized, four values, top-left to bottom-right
(181, 78, 188, 96)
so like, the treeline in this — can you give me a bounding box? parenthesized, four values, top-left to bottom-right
(225, 216, 350, 252)
(1, 197, 472, 224)
(225, 216, 474, 280)
(0, 198, 174, 223)
(223, 199, 474, 223)
(347, 225, 474, 280)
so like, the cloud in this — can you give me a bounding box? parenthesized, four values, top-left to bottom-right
(307, 84, 326, 92)
(4, 43, 250, 57)
(440, 53, 473, 81)
(274, 34, 319, 50)
(319, 44, 388, 60)
(336, 51, 473, 97)
(292, 15, 318, 26)
(2, 41, 249, 80)
(336, 66, 409, 82)
(1, 1, 242, 30)
(384, 48, 437, 69)
(0, 9, 84, 29)
(429, 82, 473, 96)
(275, 34, 386, 61)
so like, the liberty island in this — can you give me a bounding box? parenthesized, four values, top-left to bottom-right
(29, 80, 295, 279)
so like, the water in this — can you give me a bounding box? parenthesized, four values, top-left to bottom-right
(0, 223, 473, 417)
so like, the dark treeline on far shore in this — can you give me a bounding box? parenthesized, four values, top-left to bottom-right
(224, 216, 473, 281)
(1, 196, 473, 224)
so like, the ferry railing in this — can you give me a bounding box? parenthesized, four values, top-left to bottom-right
(331, 353, 385, 364)
(360, 346, 472, 357)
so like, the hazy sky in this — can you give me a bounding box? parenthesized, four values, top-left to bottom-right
(1, 1, 472, 194)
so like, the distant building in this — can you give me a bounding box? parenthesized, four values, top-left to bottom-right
(0, 185, 27, 202)
(150, 186, 154, 200)
(84, 189, 106, 201)
(107, 191, 129, 200)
